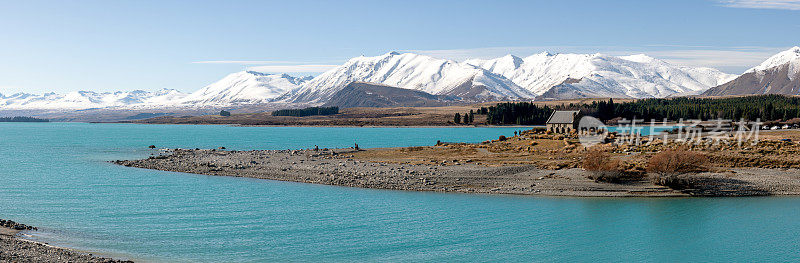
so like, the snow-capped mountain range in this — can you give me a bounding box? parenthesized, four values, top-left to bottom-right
(5, 48, 799, 111)
(181, 71, 312, 106)
(465, 52, 735, 99)
(278, 52, 536, 103)
(0, 89, 187, 110)
(0, 71, 311, 110)
(703, 46, 800, 96)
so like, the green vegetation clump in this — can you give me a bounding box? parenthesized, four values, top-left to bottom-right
(219, 110, 231, 117)
(0, 116, 49, 122)
(271, 106, 339, 117)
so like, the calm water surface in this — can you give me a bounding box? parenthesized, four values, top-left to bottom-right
(0, 123, 798, 262)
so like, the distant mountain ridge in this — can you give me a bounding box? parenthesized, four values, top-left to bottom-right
(702, 46, 800, 96)
(0, 89, 187, 110)
(7, 48, 793, 112)
(466, 52, 735, 99)
(278, 52, 535, 103)
(0, 71, 312, 110)
(181, 71, 312, 106)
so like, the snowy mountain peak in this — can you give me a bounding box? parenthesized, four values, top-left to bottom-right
(703, 47, 800, 96)
(279, 52, 535, 103)
(179, 71, 311, 106)
(620, 54, 658, 63)
(0, 89, 189, 110)
(746, 46, 800, 75)
(471, 51, 734, 99)
(0, 50, 753, 111)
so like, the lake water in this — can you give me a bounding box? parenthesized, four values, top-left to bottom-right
(1, 123, 798, 262)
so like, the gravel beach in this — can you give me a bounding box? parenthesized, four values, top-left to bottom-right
(114, 148, 800, 197)
(0, 219, 131, 263)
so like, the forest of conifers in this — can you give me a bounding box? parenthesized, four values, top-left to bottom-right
(484, 95, 800, 125)
(271, 106, 339, 117)
(0, 116, 49, 122)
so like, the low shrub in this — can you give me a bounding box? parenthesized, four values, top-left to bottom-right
(582, 150, 642, 183)
(646, 149, 707, 176)
(498, 135, 507, 141)
(647, 149, 708, 189)
(650, 174, 700, 190)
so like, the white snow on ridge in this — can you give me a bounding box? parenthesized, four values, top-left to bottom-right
(279, 52, 535, 103)
(466, 52, 735, 98)
(0, 89, 189, 110)
(0, 71, 313, 110)
(180, 71, 311, 106)
(4, 48, 770, 111)
(746, 46, 800, 80)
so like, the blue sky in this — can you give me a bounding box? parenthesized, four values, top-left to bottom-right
(0, 0, 798, 94)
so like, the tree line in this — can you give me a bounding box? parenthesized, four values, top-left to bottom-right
(454, 110, 475, 124)
(605, 95, 800, 122)
(477, 95, 800, 125)
(484, 102, 556, 125)
(0, 116, 49, 122)
(271, 106, 339, 117)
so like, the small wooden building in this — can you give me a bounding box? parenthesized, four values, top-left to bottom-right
(546, 110, 580, 133)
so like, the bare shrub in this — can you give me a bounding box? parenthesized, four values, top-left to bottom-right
(647, 149, 708, 189)
(582, 151, 641, 183)
(647, 149, 707, 176)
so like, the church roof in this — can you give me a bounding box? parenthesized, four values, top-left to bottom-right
(546, 110, 580, 124)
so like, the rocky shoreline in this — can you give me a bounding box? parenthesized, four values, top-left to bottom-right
(113, 148, 800, 197)
(0, 219, 131, 263)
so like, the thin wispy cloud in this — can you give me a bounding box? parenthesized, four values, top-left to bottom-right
(192, 59, 342, 73)
(0, 85, 23, 95)
(247, 64, 339, 73)
(403, 46, 586, 61)
(644, 48, 783, 73)
(192, 60, 306, 65)
(718, 0, 800, 10)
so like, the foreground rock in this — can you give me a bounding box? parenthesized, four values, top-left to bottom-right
(114, 148, 800, 197)
(0, 219, 131, 263)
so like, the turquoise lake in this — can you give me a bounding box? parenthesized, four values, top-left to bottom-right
(1, 123, 799, 262)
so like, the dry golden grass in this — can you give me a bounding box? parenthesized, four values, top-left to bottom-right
(136, 98, 635, 126)
(351, 130, 586, 169)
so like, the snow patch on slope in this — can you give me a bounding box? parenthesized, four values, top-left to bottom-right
(746, 46, 800, 80)
(180, 71, 311, 106)
(467, 52, 735, 98)
(279, 52, 535, 103)
(0, 89, 189, 110)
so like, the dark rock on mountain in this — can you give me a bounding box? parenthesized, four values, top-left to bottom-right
(322, 82, 458, 108)
(536, 78, 630, 100)
(702, 64, 800, 96)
